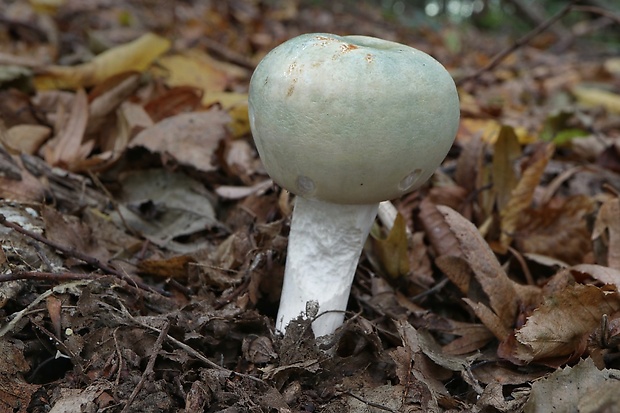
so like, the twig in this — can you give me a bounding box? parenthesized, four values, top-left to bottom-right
(456, 0, 578, 86)
(121, 305, 266, 385)
(121, 320, 170, 413)
(339, 390, 399, 412)
(0, 271, 103, 283)
(0, 213, 167, 296)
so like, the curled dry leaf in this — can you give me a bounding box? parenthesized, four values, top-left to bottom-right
(507, 283, 620, 364)
(570, 264, 620, 290)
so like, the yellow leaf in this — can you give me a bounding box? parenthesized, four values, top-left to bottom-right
(30, 0, 66, 14)
(156, 51, 230, 93)
(371, 213, 410, 279)
(202, 92, 250, 138)
(499, 143, 554, 250)
(460, 118, 536, 145)
(572, 85, 620, 114)
(34, 33, 170, 90)
(492, 125, 521, 210)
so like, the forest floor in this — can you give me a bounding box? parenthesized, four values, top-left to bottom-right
(1, 1, 620, 412)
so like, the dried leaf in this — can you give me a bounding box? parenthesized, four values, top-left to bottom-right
(435, 255, 472, 295)
(0, 340, 40, 413)
(438, 205, 517, 340)
(499, 143, 554, 250)
(371, 213, 410, 279)
(129, 109, 230, 173)
(418, 198, 461, 258)
(143, 87, 204, 122)
(34, 33, 170, 90)
(592, 197, 620, 269)
(514, 195, 594, 265)
(111, 169, 218, 253)
(137, 255, 196, 279)
(524, 357, 620, 413)
(570, 264, 620, 290)
(42, 206, 110, 263)
(43, 89, 90, 167)
(157, 51, 231, 94)
(510, 284, 620, 364)
(572, 85, 620, 114)
(492, 125, 521, 210)
(3, 124, 51, 154)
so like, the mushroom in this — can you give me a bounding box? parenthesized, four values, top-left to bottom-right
(248, 33, 460, 337)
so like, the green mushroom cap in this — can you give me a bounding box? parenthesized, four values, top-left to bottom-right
(249, 33, 460, 204)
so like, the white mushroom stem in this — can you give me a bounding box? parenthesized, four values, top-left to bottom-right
(276, 196, 379, 337)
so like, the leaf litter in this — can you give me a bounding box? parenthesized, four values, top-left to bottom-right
(1, 0, 620, 412)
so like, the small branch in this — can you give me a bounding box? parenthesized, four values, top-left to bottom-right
(128, 310, 266, 385)
(339, 390, 399, 412)
(0, 214, 167, 296)
(0, 271, 103, 283)
(456, 0, 577, 86)
(121, 320, 170, 413)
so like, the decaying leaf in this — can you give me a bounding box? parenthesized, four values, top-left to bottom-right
(508, 283, 620, 364)
(524, 357, 620, 413)
(570, 264, 620, 290)
(42, 206, 110, 263)
(514, 195, 594, 265)
(438, 205, 517, 340)
(129, 108, 230, 173)
(0, 339, 40, 413)
(110, 169, 218, 253)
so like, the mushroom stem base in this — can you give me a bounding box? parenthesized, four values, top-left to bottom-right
(276, 197, 379, 337)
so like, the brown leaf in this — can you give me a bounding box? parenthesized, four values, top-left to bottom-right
(42, 206, 110, 264)
(438, 205, 517, 340)
(418, 198, 461, 258)
(592, 197, 620, 269)
(510, 284, 620, 364)
(137, 255, 196, 279)
(499, 143, 554, 250)
(436, 255, 472, 295)
(524, 357, 620, 413)
(129, 109, 230, 173)
(0, 340, 40, 413)
(144, 86, 204, 122)
(3, 124, 51, 154)
(43, 89, 90, 167)
(514, 195, 594, 265)
(570, 264, 620, 290)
